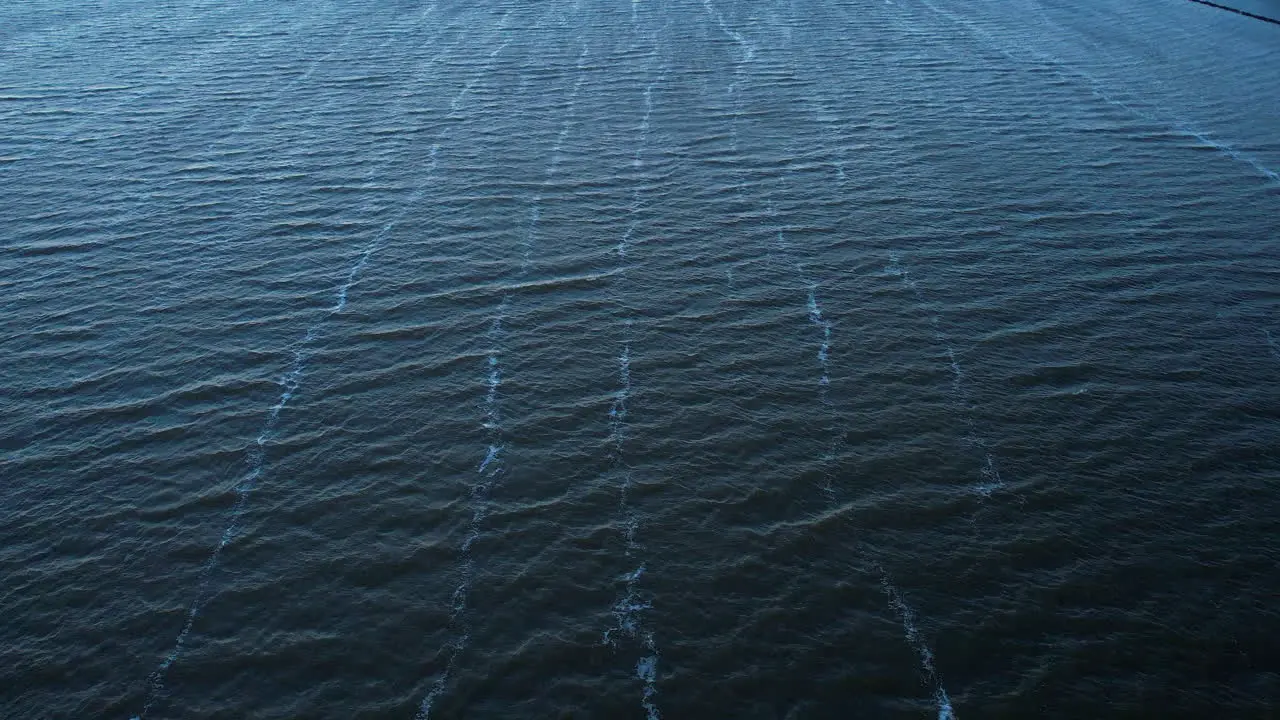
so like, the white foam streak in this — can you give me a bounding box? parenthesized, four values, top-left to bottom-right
(604, 556, 662, 720)
(135, 162, 435, 720)
(225, 25, 361, 141)
(702, 0, 755, 63)
(879, 571, 957, 720)
(417, 295, 508, 719)
(418, 20, 601, 717)
(601, 25, 665, 720)
(703, 0, 754, 199)
(1185, 129, 1280, 184)
(522, 43, 591, 272)
(132, 8, 504, 718)
(129, 26, 463, 718)
(768, 188, 832, 396)
(637, 640, 661, 720)
(553, 44, 591, 169)
(610, 342, 632, 446)
(807, 290, 833, 389)
(886, 251, 1004, 496)
(619, 77, 661, 259)
(415, 559, 473, 720)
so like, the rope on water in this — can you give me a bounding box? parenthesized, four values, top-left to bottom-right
(1184, 0, 1280, 26)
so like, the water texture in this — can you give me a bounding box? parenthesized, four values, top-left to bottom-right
(2, 0, 1279, 718)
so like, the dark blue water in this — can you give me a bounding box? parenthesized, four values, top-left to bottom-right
(3, 0, 1279, 718)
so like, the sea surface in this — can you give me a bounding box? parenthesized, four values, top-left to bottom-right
(3, 0, 1279, 718)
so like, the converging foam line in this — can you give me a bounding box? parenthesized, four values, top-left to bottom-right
(602, 17, 666, 720)
(416, 22, 595, 718)
(128, 8, 457, 719)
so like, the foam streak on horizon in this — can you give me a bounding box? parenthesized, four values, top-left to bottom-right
(807, 290, 833, 391)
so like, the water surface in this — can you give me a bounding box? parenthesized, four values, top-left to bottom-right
(3, 0, 1279, 718)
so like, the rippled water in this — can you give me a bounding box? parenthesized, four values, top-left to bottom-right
(3, 0, 1279, 718)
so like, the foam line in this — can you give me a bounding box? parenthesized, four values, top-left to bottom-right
(878, 569, 958, 720)
(132, 165, 435, 720)
(416, 24, 597, 718)
(728, 10, 835, 404)
(416, 307, 507, 720)
(416, 291, 510, 720)
(781, 14, 1003, 495)
(1183, 129, 1280, 184)
(617, 74, 660, 259)
(792, 271, 840, 489)
(637, 634, 662, 720)
(605, 558, 661, 720)
(885, 251, 1003, 497)
(807, 290, 833, 389)
(747, 11, 948, 717)
(522, 42, 591, 272)
(553, 43, 592, 167)
(1266, 330, 1280, 363)
(600, 19, 667, 720)
(702, 0, 755, 200)
(702, 0, 755, 62)
(767, 183, 834, 398)
(219, 24, 361, 145)
(610, 340, 632, 447)
(130, 8, 501, 718)
(913, 0, 1279, 185)
(415, 557, 474, 720)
